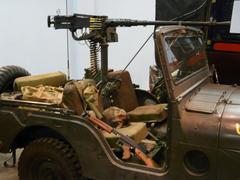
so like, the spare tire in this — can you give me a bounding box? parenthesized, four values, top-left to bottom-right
(0, 65, 30, 93)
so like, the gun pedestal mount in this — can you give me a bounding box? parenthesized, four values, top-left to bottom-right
(100, 41, 108, 84)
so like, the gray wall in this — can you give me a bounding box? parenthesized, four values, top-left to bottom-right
(0, 0, 68, 75)
(0, 0, 155, 89)
(230, 0, 240, 33)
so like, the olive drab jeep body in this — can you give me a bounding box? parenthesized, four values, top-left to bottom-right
(0, 14, 239, 180)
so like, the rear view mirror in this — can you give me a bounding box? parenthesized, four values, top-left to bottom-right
(230, 0, 240, 33)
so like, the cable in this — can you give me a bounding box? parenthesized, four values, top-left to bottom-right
(171, 0, 209, 21)
(66, 0, 70, 80)
(122, 0, 210, 71)
(122, 32, 153, 71)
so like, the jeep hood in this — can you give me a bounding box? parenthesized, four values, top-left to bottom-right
(185, 83, 240, 150)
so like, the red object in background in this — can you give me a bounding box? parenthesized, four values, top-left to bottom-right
(213, 43, 240, 53)
(188, 51, 206, 66)
(207, 51, 240, 85)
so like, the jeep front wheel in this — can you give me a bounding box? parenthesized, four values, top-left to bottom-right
(18, 138, 82, 180)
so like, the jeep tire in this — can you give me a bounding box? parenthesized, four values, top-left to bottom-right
(18, 138, 82, 180)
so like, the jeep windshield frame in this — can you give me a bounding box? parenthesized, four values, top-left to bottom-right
(155, 26, 211, 101)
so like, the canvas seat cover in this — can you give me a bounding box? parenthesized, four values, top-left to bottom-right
(102, 122, 148, 147)
(107, 70, 168, 122)
(127, 104, 167, 122)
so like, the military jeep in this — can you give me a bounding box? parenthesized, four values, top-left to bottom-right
(0, 14, 239, 180)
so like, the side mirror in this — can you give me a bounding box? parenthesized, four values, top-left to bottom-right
(230, 0, 240, 33)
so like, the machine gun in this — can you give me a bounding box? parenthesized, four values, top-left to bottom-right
(48, 14, 230, 83)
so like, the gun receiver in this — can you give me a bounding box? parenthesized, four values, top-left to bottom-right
(48, 14, 117, 43)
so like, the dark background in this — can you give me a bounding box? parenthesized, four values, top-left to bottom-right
(156, 0, 240, 85)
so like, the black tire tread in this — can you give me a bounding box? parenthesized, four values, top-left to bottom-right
(18, 137, 82, 180)
(0, 65, 30, 93)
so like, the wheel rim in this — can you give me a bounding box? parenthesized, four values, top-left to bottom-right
(31, 158, 65, 180)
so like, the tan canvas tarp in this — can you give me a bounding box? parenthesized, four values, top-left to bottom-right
(21, 85, 63, 104)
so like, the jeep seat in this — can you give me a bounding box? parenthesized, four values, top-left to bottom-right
(128, 104, 167, 123)
(61, 78, 149, 148)
(107, 71, 138, 112)
(102, 122, 148, 147)
(107, 71, 167, 122)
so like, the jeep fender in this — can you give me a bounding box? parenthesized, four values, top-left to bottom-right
(3, 110, 169, 180)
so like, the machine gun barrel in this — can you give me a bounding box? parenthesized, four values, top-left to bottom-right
(105, 19, 231, 27)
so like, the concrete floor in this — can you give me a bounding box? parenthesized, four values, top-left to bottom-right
(0, 151, 21, 180)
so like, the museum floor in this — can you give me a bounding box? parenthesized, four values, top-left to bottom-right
(0, 151, 21, 180)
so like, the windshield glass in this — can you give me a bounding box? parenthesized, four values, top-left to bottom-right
(165, 35, 207, 83)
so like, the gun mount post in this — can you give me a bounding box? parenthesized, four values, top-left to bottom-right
(100, 40, 109, 84)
